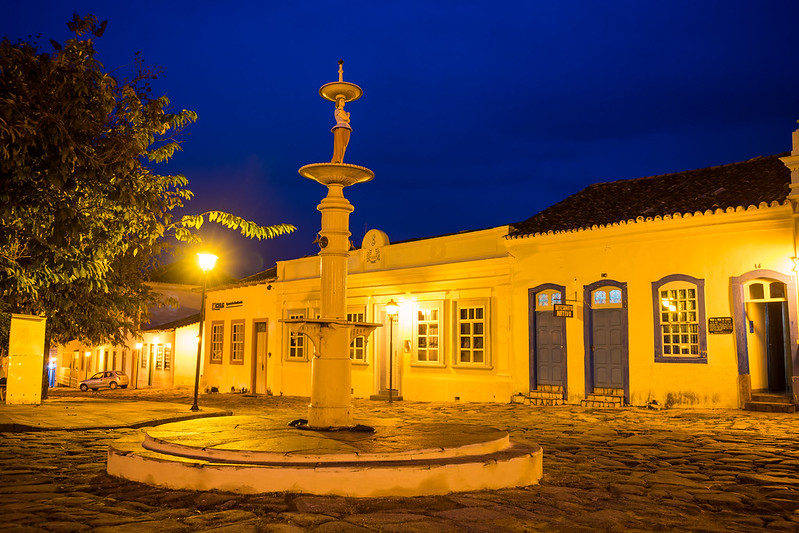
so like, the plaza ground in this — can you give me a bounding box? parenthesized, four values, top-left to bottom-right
(1, 387, 799, 531)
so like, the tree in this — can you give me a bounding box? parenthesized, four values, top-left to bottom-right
(0, 14, 294, 354)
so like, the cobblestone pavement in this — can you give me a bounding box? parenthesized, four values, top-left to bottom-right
(2, 388, 799, 532)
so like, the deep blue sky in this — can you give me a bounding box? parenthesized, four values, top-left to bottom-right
(5, 1, 799, 278)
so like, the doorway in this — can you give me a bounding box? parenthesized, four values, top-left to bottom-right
(746, 280, 790, 392)
(584, 281, 629, 396)
(529, 285, 567, 393)
(252, 320, 268, 394)
(375, 309, 400, 398)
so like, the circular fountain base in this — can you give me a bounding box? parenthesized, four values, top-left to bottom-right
(107, 415, 542, 497)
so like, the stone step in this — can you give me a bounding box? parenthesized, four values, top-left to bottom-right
(751, 393, 793, 404)
(584, 395, 623, 403)
(744, 401, 796, 413)
(529, 397, 564, 406)
(593, 387, 624, 396)
(580, 399, 622, 408)
(369, 391, 403, 402)
(107, 416, 544, 497)
(528, 390, 563, 400)
(536, 384, 564, 393)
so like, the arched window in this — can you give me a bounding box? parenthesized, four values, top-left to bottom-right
(591, 287, 623, 308)
(536, 289, 562, 310)
(746, 280, 787, 302)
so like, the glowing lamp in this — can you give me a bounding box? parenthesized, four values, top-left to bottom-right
(197, 253, 218, 272)
(385, 299, 400, 317)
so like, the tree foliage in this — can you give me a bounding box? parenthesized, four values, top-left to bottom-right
(0, 14, 295, 348)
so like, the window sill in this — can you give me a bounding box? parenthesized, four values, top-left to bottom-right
(452, 364, 494, 370)
(410, 362, 447, 369)
(351, 360, 369, 366)
(654, 355, 708, 364)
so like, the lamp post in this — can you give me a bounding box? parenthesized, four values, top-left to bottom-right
(385, 299, 399, 404)
(191, 252, 218, 412)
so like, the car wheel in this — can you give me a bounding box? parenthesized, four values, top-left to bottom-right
(80, 383, 88, 392)
(92, 388, 98, 392)
(109, 381, 118, 390)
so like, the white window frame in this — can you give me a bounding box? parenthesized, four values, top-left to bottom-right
(347, 308, 367, 364)
(155, 344, 164, 370)
(210, 322, 224, 364)
(454, 299, 491, 368)
(230, 320, 245, 364)
(286, 310, 307, 361)
(413, 301, 445, 366)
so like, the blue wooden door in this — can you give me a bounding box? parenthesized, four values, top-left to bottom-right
(592, 308, 625, 388)
(536, 311, 565, 385)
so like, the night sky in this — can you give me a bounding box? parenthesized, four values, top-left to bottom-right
(5, 1, 799, 278)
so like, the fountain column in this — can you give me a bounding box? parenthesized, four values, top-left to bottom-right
(292, 61, 377, 429)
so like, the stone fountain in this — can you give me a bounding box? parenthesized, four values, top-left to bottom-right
(106, 63, 543, 496)
(284, 60, 381, 430)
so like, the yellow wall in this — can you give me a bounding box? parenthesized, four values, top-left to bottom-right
(202, 283, 277, 393)
(507, 204, 796, 408)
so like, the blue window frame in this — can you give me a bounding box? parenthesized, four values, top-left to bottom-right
(651, 274, 707, 363)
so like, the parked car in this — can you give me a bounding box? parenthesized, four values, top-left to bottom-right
(79, 370, 129, 391)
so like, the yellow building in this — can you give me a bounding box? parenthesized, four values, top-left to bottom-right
(55, 281, 202, 389)
(57, 129, 799, 411)
(200, 130, 799, 410)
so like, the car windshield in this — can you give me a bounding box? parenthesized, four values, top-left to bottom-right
(89, 372, 103, 379)
(115, 371, 127, 376)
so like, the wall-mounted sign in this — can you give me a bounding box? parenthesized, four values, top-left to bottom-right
(554, 304, 574, 318)
(211, 301, 243, 311)
(708, 317, 733, 334)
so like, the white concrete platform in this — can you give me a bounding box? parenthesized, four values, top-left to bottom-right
(107, 415, 543, 497)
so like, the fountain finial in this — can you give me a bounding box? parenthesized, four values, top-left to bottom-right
(320, 60, 362, 103)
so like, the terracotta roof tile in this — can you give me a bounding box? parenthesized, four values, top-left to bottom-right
(508, 153, 790, 238)
(143, 312, 200, 332)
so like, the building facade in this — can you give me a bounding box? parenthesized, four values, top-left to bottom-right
(59, 129, 799, 410)
(199, 130, 799, 409)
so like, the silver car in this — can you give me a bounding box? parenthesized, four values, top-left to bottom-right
(79, 370, 129, 391)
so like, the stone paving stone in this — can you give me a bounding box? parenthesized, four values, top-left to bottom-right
(276, 512, 337, 528)
(92, 519, 188, 532)
(309, 521, 374, 533)
(40, 522, 85, 533)
(5, 390, 799, 532)
(291, 495, 349, 515)
(202, 522, 259, 533)
(260, 524, 307, 533)
(738, 473, 799, 486)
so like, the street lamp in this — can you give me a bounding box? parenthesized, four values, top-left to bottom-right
(191, 252, 218, 412)
(385, 299, 399, 404)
